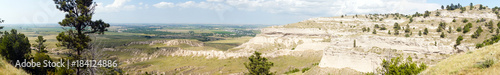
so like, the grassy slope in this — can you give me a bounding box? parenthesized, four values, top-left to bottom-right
(0, 57, 29, 75)
(122, 51, 322, 74)
(423, 43, 500, 75)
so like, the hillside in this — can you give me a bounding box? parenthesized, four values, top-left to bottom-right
(422, 42, 500, 74)
(221, 4, 498, 73)
(99, 4, 500, 74)
(0, 57, 28, 75)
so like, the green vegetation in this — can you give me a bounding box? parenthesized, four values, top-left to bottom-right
(245, 51, 275, 75)
(394, 30, 400, 35)
(404, 25, 410, 33)
(423, 42, 500, 74)
(455, 36, 463, 48)
(471, 26, 483, 38)
(393, 23, 401, 30)
(476, 34, 500, 48)
(380, 26, 387, 30)
(423, 11, 430, 18)
(378, 56, 427, 75)
(445, 3, 463, 10)
(418, 31, 422, 36)
(33, 36, 48, 53)
(362, 27, 367, 32)
(372, 29, 377, 34)
(440, 32, 446, 38)
(284, 68, 300, 74)
(476, 58, 495, 69)
(437, 22, 446, 32)
(0, 55, 28, 75)
(53, 0, 111, 74)
(423, 28, 428, 35)
(0, 29, 31, 62)
(462, 19, 468, 23)
(463, 23, 472, 33)
(301, 67, 311, 73)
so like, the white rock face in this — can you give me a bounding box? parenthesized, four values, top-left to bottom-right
(319, 47, 382, 72)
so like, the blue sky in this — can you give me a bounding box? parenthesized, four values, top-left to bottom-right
(0, 0, 498, 25)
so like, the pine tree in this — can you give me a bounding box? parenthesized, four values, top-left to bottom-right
(472, 26, 483, 38)
(33, 36, 47, 53)
(455, 36, 463, 48)
(0, 29, 31, 62)
(470, 3, 473, 10)
(53, 0, 110, 74)
(424, 28, 429, 35)
(440, 32, 446, 38)
(418, 31, 422, 36)
(245, 51, 274, 75)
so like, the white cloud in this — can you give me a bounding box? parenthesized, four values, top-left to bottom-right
(153, 2, 175, 8)
(151, 0, 439, 17)
(96, 0, 137, 13)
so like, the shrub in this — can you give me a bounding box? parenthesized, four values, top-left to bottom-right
(423, 28, 429, 35)
(475, 43, 484, 48)
(379, 56, 427, 75)
(30, 53, 55, 74)
(245, 51, 274, 75)
(373, 29, 377, 34)
(457, 27, 462, 32)
(476, 59, 495, 69)
(394, 30, 400, 35)
(418, 31, 422, 36)
(388, 30, 391, 34)
(394, 23, 401, 30)
(284, 68, 300, 74)
(437, 26, 443, 32)
(301, 67, 311, 73)
(440, 32, 446, 38)
(404, 25, 411, 33)
(409, 18, 413, 23)
(455, 36, 463, 48)
(405, 34, 410, 37)
(463, 23, 472, 33)
(472, 26, 483, 38)
(380, 27, 387, 30)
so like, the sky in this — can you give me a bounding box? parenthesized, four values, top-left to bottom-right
(0, 0, 498, 25)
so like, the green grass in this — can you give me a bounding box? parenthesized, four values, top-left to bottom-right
(212, 31, 235, 34)
(119, 51, 322, 74)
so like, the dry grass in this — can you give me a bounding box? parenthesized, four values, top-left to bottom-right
(422, 43, 500, 75)
(121, 51, 323, 75)
(0, 57, 29, 75)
